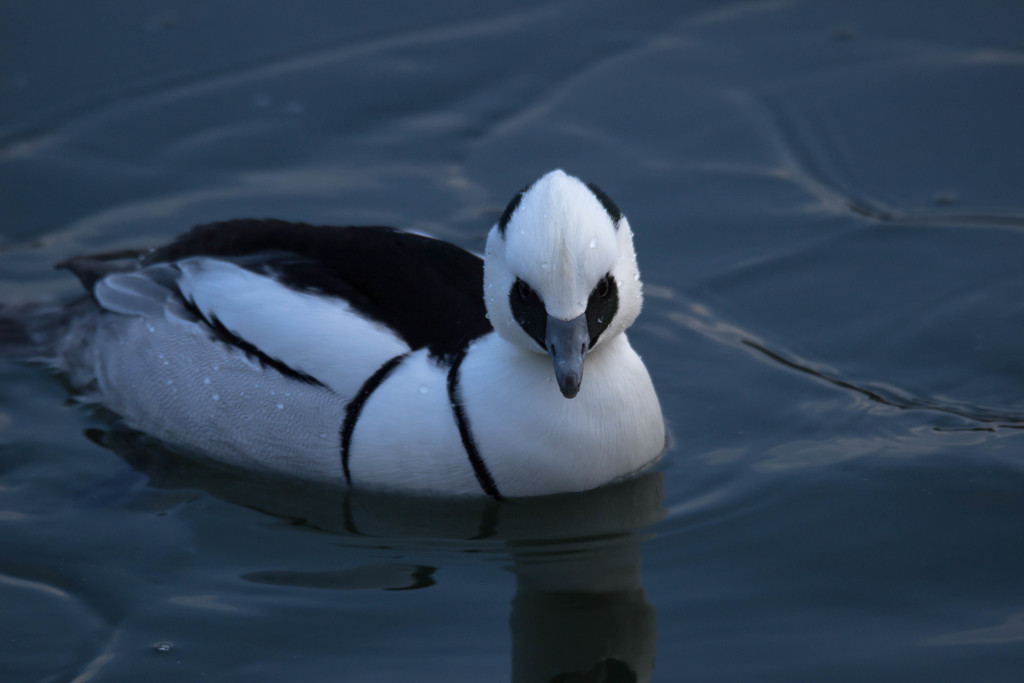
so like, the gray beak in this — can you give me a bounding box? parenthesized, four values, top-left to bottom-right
(545, 313, 590, 399)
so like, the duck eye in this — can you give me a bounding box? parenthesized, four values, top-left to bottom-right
(596, 275, 612, 299)
(515, 279, 541, 306)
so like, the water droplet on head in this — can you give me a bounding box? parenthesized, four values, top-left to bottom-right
(276, 403, 284, 410)
(589, 237, 597, 249)
(212, 394, 220, 401)
(203, 377, 211, 385)
(540, 261, 549, 270)
(419, 386, 429, 394)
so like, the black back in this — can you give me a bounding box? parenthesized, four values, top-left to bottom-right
(145, 219, 492, 362)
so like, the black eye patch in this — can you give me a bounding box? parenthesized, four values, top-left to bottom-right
(510, 275, 619, 350)
(509, 278, 546, 349)
(585, 274, 618, 347)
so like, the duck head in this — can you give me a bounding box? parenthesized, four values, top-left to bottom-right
(483, 170, 644, 399)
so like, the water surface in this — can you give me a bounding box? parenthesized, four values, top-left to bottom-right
(2, 1, 1024, 681)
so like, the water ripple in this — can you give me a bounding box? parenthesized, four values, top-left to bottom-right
(669, 302, 1024, 430)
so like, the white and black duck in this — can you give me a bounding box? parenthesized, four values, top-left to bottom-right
(30, 170, 665, 498)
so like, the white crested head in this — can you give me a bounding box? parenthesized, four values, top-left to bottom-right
(483, 170, 643, 366)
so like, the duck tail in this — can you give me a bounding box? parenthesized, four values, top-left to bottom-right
(0, 307, 33, 355)
(0, 300, 82, 361)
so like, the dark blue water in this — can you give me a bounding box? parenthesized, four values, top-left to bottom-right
(2, 1, 1024, 681)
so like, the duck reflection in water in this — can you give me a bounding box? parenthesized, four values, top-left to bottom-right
(93, 426, 664, 682)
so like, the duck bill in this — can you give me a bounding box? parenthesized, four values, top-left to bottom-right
(545, 313, 590, 399)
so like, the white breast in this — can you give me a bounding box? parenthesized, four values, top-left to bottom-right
(457, 334, 665, 497)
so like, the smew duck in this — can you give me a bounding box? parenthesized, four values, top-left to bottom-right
(49, 169, 665, 498)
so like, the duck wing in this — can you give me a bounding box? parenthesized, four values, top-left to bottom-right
(144, 219, 491, 363)
(60, 220, 492, 394)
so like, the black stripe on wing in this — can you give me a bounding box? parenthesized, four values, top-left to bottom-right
(146, 220, 492, 364)
(179, 296, 327, 388)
